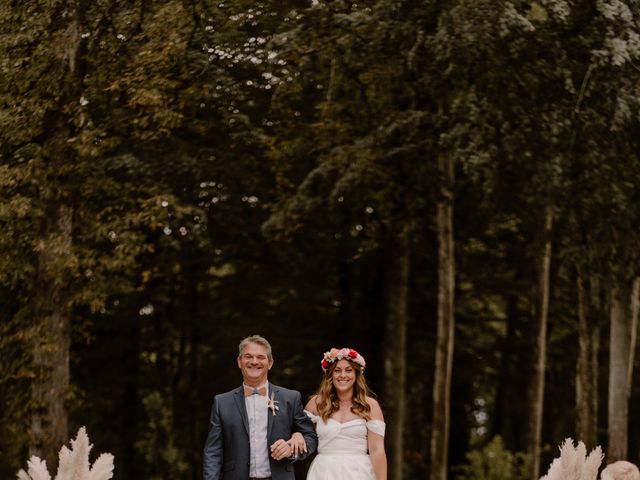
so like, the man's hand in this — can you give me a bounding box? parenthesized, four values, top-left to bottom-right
(270, 438, 294, 460)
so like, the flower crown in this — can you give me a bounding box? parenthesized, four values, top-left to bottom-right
(321, 348, 366, 372)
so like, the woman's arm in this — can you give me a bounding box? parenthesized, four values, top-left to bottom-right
(305, 395, 319, 415)
(367, 397, 387, 480)
(290, 391, 317, 459)
(280, 394, 320, 459)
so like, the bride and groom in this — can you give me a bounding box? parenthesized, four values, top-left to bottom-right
(203, 335, 387, 480)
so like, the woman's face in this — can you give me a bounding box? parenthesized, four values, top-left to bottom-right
(332, 359, 357, 393)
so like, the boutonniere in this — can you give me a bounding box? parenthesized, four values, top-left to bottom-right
(267, 392, 279, 416)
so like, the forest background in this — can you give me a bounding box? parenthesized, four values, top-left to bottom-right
(1, 0, 640, 479)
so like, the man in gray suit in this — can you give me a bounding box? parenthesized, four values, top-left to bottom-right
(203, 335, 317, 480)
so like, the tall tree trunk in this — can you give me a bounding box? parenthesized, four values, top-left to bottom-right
(525, 206, 553, 480)
(29, 2, 85, 466)
(30, 203, 73, 467)
(608, 278, 640, 461)
(575, 268, 600, 448)
(384, 228, 410, 480)
(430, 152, 455, 480)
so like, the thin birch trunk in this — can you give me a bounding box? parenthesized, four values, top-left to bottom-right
(525, 206, 553, 480)
(429, 152, 455, 480)
(384, 229, 409, 480)
(575, 267, 600, 448)
(608, 279, 640, 461)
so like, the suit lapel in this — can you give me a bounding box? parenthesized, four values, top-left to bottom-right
(267, 384, 278, 438)
(233, 386, 250, 435)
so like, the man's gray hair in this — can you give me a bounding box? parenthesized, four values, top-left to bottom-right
(238, 335, 273, 361)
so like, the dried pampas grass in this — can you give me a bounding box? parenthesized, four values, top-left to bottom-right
(17, 427, 114, 480)
(17, 457, 51, 480)
(601, 461, 640, 480)
(538, 438, 640, 480)
(540, 438, 603, 480)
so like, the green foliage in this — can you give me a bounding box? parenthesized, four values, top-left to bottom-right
(135, 391, 188, 480)
(454, 436, 532, 480)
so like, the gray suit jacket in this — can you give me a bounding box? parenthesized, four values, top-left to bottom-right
(203, 383, 317, 480)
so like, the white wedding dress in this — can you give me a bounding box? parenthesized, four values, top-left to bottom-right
(305, 411, 386, 480)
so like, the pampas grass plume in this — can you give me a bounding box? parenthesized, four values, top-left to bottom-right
(584, 446, 604, 480)
(574, 441, 587, 480)
(55, 446, 74, 480)
(560, 438, 579, 479)
(67, 427, 91, 480)
(601, 461, 640, 480)
(16, 428, 113, 480)
(540, 438, 604, 480)
(88, 454, 115, 480)
(16, 457, 52, 480)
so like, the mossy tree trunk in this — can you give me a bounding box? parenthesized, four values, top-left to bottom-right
(29, 0, 87, 467)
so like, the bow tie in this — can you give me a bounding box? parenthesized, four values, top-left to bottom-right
(244, 386, 268, 397)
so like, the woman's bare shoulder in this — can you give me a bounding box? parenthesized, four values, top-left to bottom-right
(305, 394, 320, 414)
(366, 396, 384, 420)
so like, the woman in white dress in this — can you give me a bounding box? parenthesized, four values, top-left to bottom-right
(303, 347, 387, 480)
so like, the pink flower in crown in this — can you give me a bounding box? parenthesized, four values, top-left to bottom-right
(321, 347, 366, 372)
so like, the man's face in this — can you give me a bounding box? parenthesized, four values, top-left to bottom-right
(237, 342, 273, 386)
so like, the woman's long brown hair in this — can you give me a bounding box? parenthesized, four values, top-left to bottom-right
(313, 359, 372, 421)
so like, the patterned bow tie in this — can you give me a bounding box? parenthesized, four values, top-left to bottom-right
(244, 386, 267, 397)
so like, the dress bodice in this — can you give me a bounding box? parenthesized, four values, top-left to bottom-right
(305, 411, 386, 455)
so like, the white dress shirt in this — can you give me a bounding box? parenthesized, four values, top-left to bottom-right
(244, 382, 271, 477)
